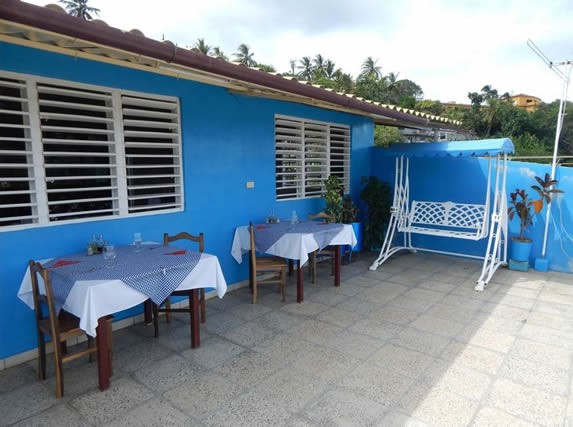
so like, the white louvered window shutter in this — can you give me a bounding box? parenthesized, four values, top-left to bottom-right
(329, 124, 351, 193)
(0, 71, 184, 231)
(275, 114, 350, 201)
(121, 95, 182, 213)
(0, 77, 37, 227)
(275, 116, 303, 200)
(37, 83, 118, 222)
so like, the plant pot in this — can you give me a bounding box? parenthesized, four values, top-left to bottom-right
(351, 222, 363, 252)
(509, 238, 533, 262)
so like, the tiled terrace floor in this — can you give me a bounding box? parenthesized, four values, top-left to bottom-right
(1, 253, 573, 426)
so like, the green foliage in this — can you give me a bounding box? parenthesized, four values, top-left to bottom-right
(59, 0, 99, 19)
(360, 177, 392, 250)
(508, 174, 564, 241)
(374, 125, 405, 147)
(341, 196, 359, 223)
(415, 99, 444, 116)
(323, 175, 343, 223)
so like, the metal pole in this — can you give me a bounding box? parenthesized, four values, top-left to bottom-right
(541, 63, 571, 258)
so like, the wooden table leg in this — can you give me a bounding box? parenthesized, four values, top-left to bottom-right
(289, 259, 294, 276)
(143, 299, 152, 324)
(190, 289, 200, 348)
(297, 260, 304, 303)
(96, 317, 111, 391)
(334, 246, 341, 287)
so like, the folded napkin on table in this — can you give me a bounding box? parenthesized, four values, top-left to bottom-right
(49, 259, 81, 268)
(165, 250, 186, 255)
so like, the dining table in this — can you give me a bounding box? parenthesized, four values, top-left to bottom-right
(231, 221, 357, 302)
(18, 244, 227, 391)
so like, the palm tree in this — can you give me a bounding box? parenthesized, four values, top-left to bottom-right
(324, 60, 337, 79)
(233, 44, 257, 67)
(211, 47, 228, 60)
(313, 54, 325, 73)
(360, 57, 382, 80)
(297, 56, 314, 81)
(288, 60, 297, 76)
(59, 0, 100, 19)
(193, 38, 211, 55)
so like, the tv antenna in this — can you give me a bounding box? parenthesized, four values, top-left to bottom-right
(527, 39, 572, 261)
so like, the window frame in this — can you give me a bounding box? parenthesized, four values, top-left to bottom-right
(0, 70, 184, 232)
(274, 114, 350, 201)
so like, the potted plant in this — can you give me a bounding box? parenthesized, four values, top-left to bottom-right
(507, 173, 563, 263)
(341, 195, 363, 252)
(324, 175, 343, 223)
(360, 176, 392, 251)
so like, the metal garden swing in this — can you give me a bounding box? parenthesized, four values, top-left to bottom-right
(369, 138, 515, 291)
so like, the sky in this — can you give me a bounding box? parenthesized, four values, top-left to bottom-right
(24, 0, 573, 104)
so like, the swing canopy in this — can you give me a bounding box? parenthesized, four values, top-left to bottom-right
(380, 138, 514, 158)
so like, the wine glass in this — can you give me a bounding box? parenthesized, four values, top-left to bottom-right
(103, 244, 117, 268)
(133, 232, 143, 253)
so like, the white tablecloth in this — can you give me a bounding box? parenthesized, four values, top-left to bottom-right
(18, 253, 227, 337)
(231, 223, 357, 266)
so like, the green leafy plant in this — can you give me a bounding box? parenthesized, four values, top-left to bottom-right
(341, 195, 359, 223)
(508, 173, 563, 241)
(360, 176, 392, 250)
(323, 175, 343, 223)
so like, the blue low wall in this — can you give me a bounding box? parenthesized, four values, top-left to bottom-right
(371, 147, 573, 273)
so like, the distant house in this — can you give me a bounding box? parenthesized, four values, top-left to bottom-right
(510, 94, 541, 112)
(0, 0, 461, 364)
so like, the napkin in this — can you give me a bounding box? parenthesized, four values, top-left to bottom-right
(50, 259, 81, 268)
(165, 250, 186, 255)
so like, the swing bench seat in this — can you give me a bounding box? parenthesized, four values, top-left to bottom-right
(399, 200, 487, 241)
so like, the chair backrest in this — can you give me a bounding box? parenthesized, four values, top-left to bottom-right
(29, 260, 61, 342)
(308, 211, 333, 222)
(163, 232, 204, 252)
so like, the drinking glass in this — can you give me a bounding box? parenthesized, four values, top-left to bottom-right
(103, 244, 117, 268)
(133, 232, 143, 253)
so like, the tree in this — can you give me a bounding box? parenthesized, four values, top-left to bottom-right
(297, 56, 314, 81)
(360, 57, 382, 80)
(211, 47, 228, 60)
(233, 44, 257, 67)
(59, 0, 100, 19)
(323, 60, 337, 79)
(374, 125, 405, 147)
(313, 54, 325, 74)
(193, 38, 211, 55)
(256, 63, 276, 72)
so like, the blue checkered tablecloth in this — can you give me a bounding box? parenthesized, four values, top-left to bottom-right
(44, 245, 201, 313)
(254, 221, 344, 253)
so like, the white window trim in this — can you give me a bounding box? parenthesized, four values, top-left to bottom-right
(275, 113, 350, 201)
(0, 70, 184, 232)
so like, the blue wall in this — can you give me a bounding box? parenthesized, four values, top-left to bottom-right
(371, 147, 573, 272)
(0, 42, 374, 359)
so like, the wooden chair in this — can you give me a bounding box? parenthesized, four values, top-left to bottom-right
(249, 223, 287, 304)
(153, 232, 206, 339)
(29, 260, 112, 399)
(307, 211, 336, 283)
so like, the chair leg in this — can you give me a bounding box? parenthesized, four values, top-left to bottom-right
(280, 269, 286, 302)
(37, 332, 46, 380)
(53, 341, 64, 399)
(152, 303, 159, 338)
(252, 276, 258, 304)
(107, 317, 113, 377)
(200, 288, 206, 323)
(165, 298, 171, 323)
(312, 252, 317, 284)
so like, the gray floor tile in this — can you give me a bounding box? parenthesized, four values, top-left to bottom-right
(471, 406, 537, 427)
(302, 388, 388, 426)
(497, 354, 569, 395)
(509, 338, 572, 371)
(486, 378, 568, 425)
(411, 313, 466, 338)
(457, 325, 516, 353)
(211, 350, 284, 387)
(133, 353, 201, 393)
(12, 403, 89, 427)
(368, 344, 435, 380)
(70, 377, 154, 425)
(391, 327, 452, 357)
(113, 338, 172, 374)
(220, 319, 277, 348)
(0, 363, 37, 393)
(379, 409, 429, 427)
(398, 382, 479, 426)
(164, 371, 244, 419)
(0, 382, 57, 425)
(105, 398, 191, 426)
(316, 306, 365, 327)
(201, 390, 291, 427)
(349, 317, 403, 341)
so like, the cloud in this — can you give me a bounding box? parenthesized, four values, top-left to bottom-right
(517, 167, 536, 178)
